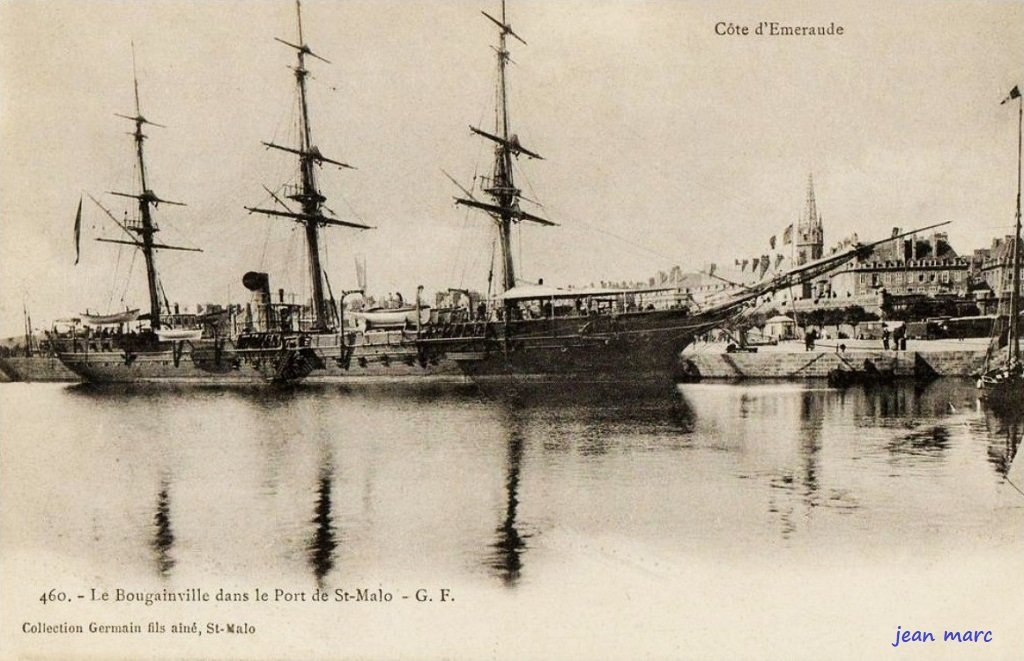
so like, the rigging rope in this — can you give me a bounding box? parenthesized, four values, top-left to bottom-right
(451, 92, 500, 286)
(118, 250, 138, 309)
(258, 187, 280, 269)
(487, 238, 496, 299)
(545, 203, 681, 263)
(517, 222, 523, 281)
(508, 152, 687, 268)
(105, 244, 125, 313)
(158, 280, 171, 316)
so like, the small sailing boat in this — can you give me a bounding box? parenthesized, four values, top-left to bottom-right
(419, 0, 951, 386)
(977, 84, 1023, 408)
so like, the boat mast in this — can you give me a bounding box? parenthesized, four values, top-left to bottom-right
(493, 0, 517, 293)
(1009, 89, 1022, 365)
(293, 0, 329, 331)
(22, 303, 32, 358)
(455, 0, 554, 299)
(132, 68, 161, 329)
(105, 48, 190, 331)
(247, 0, 370, 332)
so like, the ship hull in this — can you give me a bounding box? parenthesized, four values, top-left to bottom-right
(418, 308, 729, 386)
(450, 341, 684, 384)
(57, 331, 464, 385)
(977, 364, 1024, 413)
(57, 345, 299, 385)
(56, 309, 715, 386)
(313, 329, 464, 383)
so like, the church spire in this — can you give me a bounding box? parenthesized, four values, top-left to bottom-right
(804, 173, 821, 228)
(795, 172, 824, 272)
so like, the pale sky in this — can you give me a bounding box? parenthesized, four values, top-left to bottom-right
(1, 0, 1022, 337)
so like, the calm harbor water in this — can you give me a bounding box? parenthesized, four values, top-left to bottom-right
(1, 378, 1022, 660)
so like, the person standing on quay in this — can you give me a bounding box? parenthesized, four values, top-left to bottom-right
(892, 325, 905, 352)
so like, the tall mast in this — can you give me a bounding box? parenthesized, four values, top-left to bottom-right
(132, 60, 162, 329)
(494, 0, 516, 292)
(22, 303, 32, 357)
(455, 0, 555, 297)
(107, 47, 189, 330)
(1009, 89, 1022, 364)
(246, 0, 370, 332)
(293, 0, 328, 331)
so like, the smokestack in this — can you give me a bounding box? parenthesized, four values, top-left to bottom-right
(242, 272, 271, 298)
(242, 272, 273, 330)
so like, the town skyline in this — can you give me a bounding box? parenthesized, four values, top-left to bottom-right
(1, 0, 1022, 338)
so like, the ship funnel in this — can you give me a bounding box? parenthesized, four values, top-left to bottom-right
(242, 271, 270, 292)
(243, 272, 273, 331)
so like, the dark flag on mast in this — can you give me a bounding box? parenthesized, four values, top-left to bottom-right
(1002, 85, 1021, 105)
(73, 197, 83, 265)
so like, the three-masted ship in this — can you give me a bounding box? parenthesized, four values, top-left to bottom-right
(977, 85, 1023, 408)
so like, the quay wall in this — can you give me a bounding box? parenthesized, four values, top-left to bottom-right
(682, 348, 988, 379)
(914, 350, 989, 377)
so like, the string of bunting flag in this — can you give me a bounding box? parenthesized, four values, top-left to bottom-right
(728, 222, 797, 279)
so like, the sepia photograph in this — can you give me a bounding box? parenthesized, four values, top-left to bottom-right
(1, 1, 1022, 659)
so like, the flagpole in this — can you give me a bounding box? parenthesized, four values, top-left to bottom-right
(1011, 91, 1022, 364)
(789, 220, 797, 331)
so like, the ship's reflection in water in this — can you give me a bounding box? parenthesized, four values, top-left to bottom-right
(308, 459, 338, 585)
(763, 391, 824, 538)
(479, 383, 695, 583)
(152, 478, 174, 576)
(11, 377, 1015, 591)
(980, 407, 1023, 480)
(490, 426, 526, 585)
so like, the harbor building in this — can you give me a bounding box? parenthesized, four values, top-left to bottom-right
(975, 235, 1024, 308)
(826, 229, 971, 300)
(641, 173, 995, 320)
